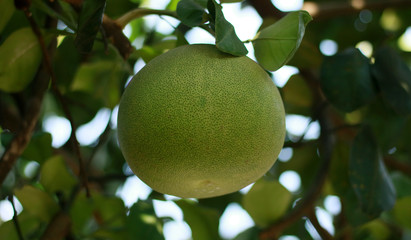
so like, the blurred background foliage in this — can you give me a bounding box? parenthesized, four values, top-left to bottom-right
(1, 0, 411, 239)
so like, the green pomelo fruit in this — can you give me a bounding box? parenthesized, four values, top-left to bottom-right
(117, 44, 285, 198)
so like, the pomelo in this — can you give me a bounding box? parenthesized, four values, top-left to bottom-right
(117, 44, 285, 198)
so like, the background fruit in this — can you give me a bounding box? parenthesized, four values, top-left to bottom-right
(117, 44, 285, 198)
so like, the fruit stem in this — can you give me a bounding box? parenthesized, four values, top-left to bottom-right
(115, 8, 178, 29)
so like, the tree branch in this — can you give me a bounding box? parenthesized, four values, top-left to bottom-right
(247, 0, 285, 19)
(259, 69, 335, 239)
(115, 8, 178, 29)
(302, 0, 411, 20)
(0, 16, 53, 185)
(307, 208, 334, 240)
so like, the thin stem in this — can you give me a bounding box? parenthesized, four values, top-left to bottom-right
(115, 8, 178, 29)
(8, 195, 24, 240)
(307, 208, 334, 240)
(25, 6, 90, 197)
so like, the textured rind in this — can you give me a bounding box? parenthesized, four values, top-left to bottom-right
(117, 44, 285, 198)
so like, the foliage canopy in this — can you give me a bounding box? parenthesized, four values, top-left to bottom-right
(1, 0, 411, 239)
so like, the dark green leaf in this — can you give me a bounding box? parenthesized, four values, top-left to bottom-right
(105, 0, 140, 18)
(253, 11, 312, 71)
(349, 126, 396, 217)
(176, 199, 221, 240)
(21, 132, 52, 164)
(320, 48, 376, 112)
(32, 0, 77, 30)
(53, 36, 82, 91)
(232, 227, 259, 240)
(372, 46, 411, 114)
(0, 0, 15, 34)
(177, 0, 206, 27)
(75, 0, 106, 53)
(126, 201, 164, 240)
(0, 28, 42, 92)
(208, 0, 248, 56)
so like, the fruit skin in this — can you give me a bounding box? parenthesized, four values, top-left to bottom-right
(117, 44, 285, 199)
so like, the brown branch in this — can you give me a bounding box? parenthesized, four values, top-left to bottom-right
(0, 15, 53, 185)
(247, 0, 285, 19)
(101, 15, 134, 60)
(384, 156, 411, 176)
(40, 211, 72, 240)
(23, 2, 91, 197)
(307, 208, 334, 240)
(302, 0, 411, 20)
(260, 70, 335, 239)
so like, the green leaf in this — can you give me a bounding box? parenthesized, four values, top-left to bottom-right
(232, 227, 259, 240)
(391, 196, 411, 229)
(0, 27, 42, 92)
(71, 49, 131, 108)
(253, 11, 312, 71)
(32, 0, 77, 30)
(282, 74, 313, 116)
(176, 199, 221, 240)
(320, 48, 376, 112)
(208, 0, 248, 56)
(372, 46, 411, 114)
(126, 201, 164, 240)
(70, 192, 127, 236)
(15, 185, 59, 222)
(40, 156, 78, 197)
(176, 0, 206, 27)
(0, 211, 42, 240)
(349, 126, 396, 217)
(75, 0, 106, 53)
(0, 0, 15, 34)
(242, 178, 292, 227)
(53, 36, 82, 91)
(21, 132, 53, 164)
(220, 0, 243, 3)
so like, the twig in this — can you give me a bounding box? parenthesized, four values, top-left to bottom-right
(86, 114, 113, 169)
(303, 0, 411, 20)
(115, 8, 178, 29)
(384, 156, 411, 176)
(40, 211, 72, 240)
(24, 2, 90, 197)
(8, 195, 24, 240)
(307, 208, 334, 240)
(247, 0, 286, 19)
(260, 82, 335, 239)
(0, 8, 53, 185)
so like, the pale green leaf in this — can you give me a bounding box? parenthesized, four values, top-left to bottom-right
(15, 185, 59, 222)
(242, 178, 292, 227)
(253, 11, 312, 71)
(0, 28, 42, 92)
(40, 156, 78, 197)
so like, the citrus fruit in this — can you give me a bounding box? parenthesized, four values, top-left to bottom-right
(117, 44, 285, 198)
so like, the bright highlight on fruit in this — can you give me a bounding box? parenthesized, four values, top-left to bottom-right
(117, 44, 285, 198)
